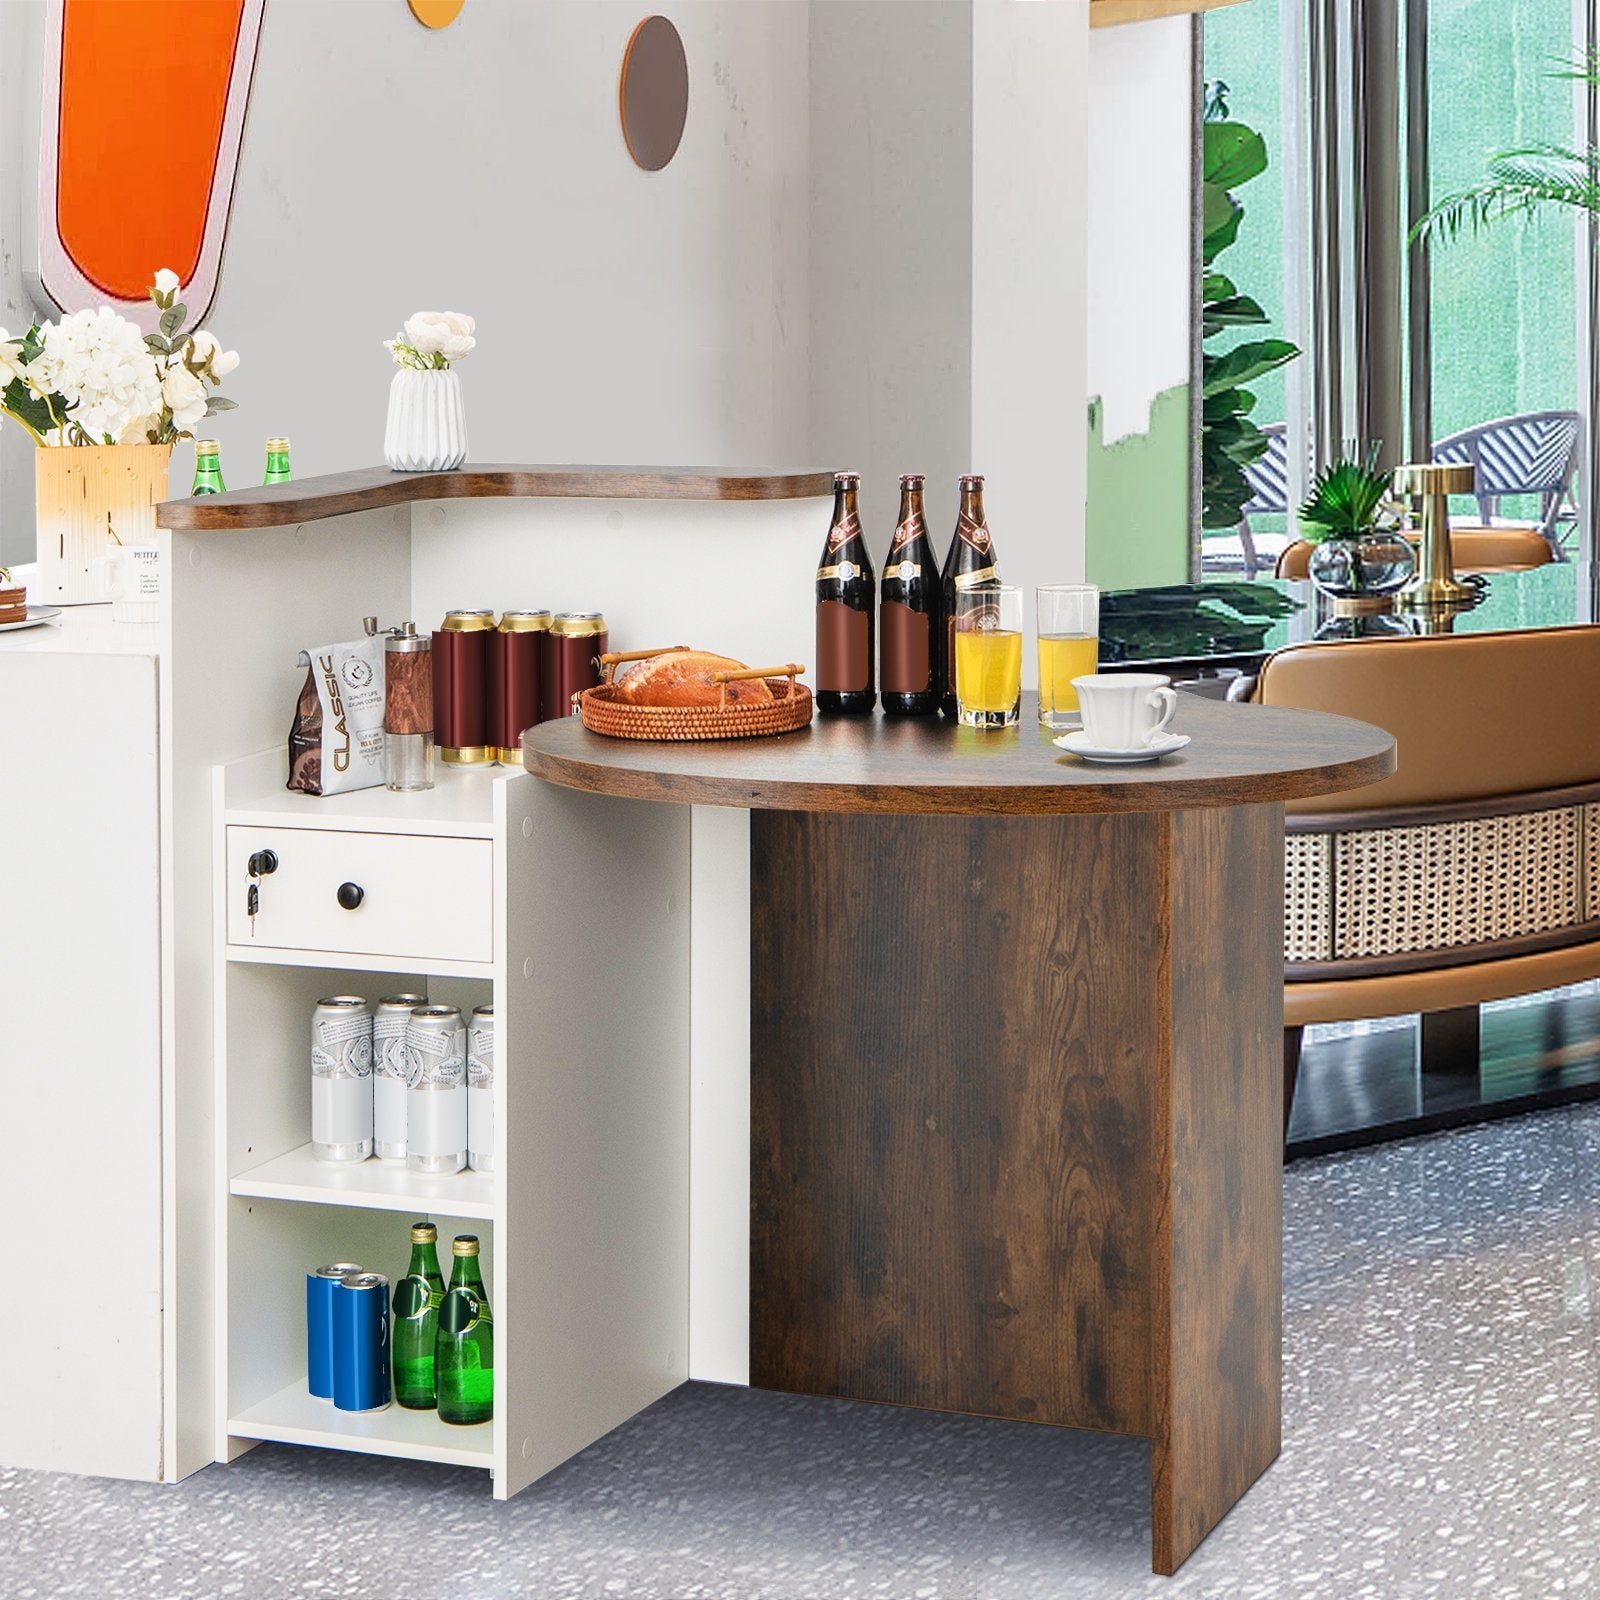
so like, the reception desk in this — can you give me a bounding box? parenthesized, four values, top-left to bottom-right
(524, 697, 1393, 1574)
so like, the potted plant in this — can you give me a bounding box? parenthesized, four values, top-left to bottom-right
(1297, 446, 1416, 600)
(1, 268, 238, 604)
(383, 312, 475, 472)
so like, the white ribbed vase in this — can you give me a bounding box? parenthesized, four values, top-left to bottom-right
(384, 368, 467, 472)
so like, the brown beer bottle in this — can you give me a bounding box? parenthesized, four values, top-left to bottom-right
(939, 474, 999, 718)
(879, 473, 940, 716)
(815, 471, 876, 714)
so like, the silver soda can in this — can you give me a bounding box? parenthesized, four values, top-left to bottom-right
(467, 1004, 495, 1173)
(373, 994, 427, 1162)
(311, 996, 373, 1163)
(405, 1004, 467, 1174)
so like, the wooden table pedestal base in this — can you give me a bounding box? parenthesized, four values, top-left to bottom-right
(749, 804, 1284, 1575)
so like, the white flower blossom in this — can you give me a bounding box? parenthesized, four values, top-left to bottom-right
(0, 329, 26, 387)
(181, 329, 240, 381)
(119, 412, 159, 445)
(29, 307, 163, 441)
(152, 268, 180, 296)
(403, 311, 475, 363)
(161, 362, 208, 433)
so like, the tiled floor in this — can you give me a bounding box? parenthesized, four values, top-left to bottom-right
(7, 1105, 1600, 1599)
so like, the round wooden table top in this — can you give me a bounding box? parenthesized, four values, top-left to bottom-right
(523, 692, 1394, 816)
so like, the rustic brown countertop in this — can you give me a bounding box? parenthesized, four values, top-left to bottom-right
(523, 692, 1395, 816)
(158, 464, 835, 530)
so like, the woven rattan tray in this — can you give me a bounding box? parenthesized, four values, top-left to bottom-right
(579, 649, 813, 741)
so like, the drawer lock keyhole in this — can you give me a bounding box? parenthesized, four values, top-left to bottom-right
(336, 882, 365, 911)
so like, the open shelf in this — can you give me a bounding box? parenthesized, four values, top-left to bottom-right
(222, 748, 511, 840)
(221, 943, 495, 980)
(229, 1379, 493, 1469)
(231, 1144, 495, 1219)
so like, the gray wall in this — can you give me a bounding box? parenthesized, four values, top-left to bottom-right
(0, 0, 812, 565)
(807, 0, 973, 543)
(1, 2, 1097, 583)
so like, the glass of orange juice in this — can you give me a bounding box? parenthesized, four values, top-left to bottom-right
(954, 584, 1023, 728)
(1036, 585, 1099, 728)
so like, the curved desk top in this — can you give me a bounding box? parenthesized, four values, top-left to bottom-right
(158, 464, 834, 531)
(523, 692, 1394, 816)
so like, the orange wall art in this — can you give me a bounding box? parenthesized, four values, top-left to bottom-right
(36, 0, 265, 329)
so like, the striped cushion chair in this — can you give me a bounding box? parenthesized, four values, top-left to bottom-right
(1430, 410, 1581, 555)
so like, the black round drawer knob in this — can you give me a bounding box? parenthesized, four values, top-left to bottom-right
(336, 882, 365, 911)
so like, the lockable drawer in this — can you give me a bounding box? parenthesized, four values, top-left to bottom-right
(225, 826, 494, 964)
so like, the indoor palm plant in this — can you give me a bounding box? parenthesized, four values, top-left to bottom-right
(1413, 54, 1600, 244)
(1297, 446, 1415, 599)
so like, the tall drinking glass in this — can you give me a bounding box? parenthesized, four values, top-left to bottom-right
(954, 584, 1023, 728)
(1036, 585, 1099, 729)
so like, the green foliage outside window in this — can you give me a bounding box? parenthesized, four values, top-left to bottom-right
(1200, 82, 1301, 530)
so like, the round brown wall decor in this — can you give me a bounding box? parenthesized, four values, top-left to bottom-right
(620, 15, 689, 171)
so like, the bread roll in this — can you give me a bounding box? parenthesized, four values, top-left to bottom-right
(614, 650, 774, 708)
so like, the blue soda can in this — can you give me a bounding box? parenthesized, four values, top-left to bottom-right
(306, 1263, 363, 1399)
(333, 1271, 392, 1412)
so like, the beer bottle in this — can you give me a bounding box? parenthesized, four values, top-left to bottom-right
(879, 473, 940, 716)
(814, 471, 876, 714)
(263, 436, 292, 485)
(392, 1221, 446, 1409)
(435, 1234, 494, 1425)
(939, 474, 1000, 718)
(191, 438, 226, 496)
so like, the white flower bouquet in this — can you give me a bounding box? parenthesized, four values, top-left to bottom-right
(384, 311, 476, 370)
(0, 267, 239, 446)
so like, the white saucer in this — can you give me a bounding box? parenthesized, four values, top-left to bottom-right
(0, 606, 63, 633)
(1054, 731, 1191, 764)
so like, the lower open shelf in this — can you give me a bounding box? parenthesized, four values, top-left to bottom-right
(230, 1143, 495, 1218)
(229, 1379, 494, 1470)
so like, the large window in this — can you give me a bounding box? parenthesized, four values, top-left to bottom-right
(1201, 0, 1594, 626)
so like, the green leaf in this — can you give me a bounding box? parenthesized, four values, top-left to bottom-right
(1203, 386, 1255, 421)
(1204, 120, 1268, 188)
(159, 304, 187, 337)
(3, 374, 69, 437)
(1202, 201, 1244, 264)
(1297, 450, 1393, 537)
(1202, 183, 1239, 243)
(1202, 295, 1269, 337)
(1203, 272, 1237, 302)
(144, 333, 173, 355)
(1202, 339, 1299, 397)
(204, 395, 238, 414)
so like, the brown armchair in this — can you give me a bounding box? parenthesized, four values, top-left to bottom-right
(1250, 625, 1600, 1130)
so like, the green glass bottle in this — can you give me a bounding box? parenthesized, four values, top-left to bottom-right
(263, 436, 292, 485)
(392, 1221, 445, 1409)
(192, 439, 226, 496)
(435, 1234, 493, 1425)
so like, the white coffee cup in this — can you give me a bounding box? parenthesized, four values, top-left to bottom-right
(1071, 672, 1178, 751)
(92, 540, 163, 624)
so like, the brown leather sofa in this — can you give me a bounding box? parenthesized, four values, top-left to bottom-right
(1251, 625, 1600, 1129)
(1274, 525, 1553, 581)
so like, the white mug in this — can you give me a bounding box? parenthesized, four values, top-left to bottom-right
(92, 541, 163, 624)
(1071, 672, 1178, 751)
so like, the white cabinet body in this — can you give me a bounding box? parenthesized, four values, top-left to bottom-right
(0, 480, 824, 1490)
(0, 613, 168, 1480)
